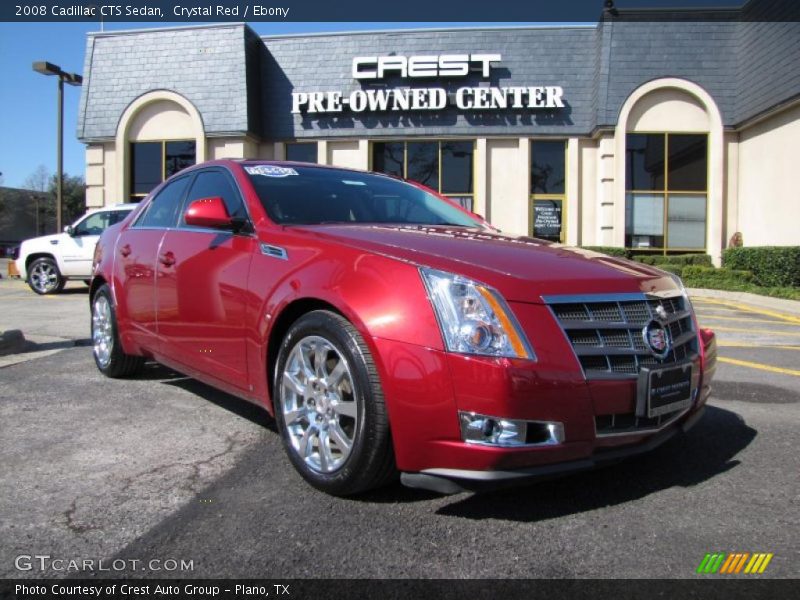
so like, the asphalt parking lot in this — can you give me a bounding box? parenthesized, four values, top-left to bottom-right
(0, 277, 798, 579)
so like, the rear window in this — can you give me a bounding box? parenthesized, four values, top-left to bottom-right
(243, 165, 481, 228)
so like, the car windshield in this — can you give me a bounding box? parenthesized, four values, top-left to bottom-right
(244, 164, 482, 228)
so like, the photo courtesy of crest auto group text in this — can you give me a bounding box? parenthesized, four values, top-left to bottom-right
(0, 0, 798, 597)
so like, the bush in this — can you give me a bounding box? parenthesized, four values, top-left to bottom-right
(657, 264, 684, 277)
(581, 246, 630, 258)
(722, 247, 800, 287)
(633, 254, 712, 267)
(682, 266, 755, 285)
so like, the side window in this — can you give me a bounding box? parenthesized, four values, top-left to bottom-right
(181, 170, 246, 226)
(108, 210, 132, 226)
(73, 212, 110, 236)
(136, 176, 191, 228)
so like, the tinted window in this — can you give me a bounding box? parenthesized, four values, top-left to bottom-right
(130, 142, 161, 195)
(372, 142, 404, 178)
(531, 141, 566, 195)
(286, 143, 317, 163)
(441, 141, 473, 194)
(182, 170, 246, 225)
(667, 134, 707, 191)
(165, 141, 196, 178)
(137, 176, 190, 228)
(108, 210, 132, 226)
(406, 142, 438, 188)
(626, 134, 665, 191)
(245, 165, 481, 228)
(129, 141, 196, 204)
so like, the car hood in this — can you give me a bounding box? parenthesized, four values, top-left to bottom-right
(20, 233, 66, 248)
(295, 224, 677, 303)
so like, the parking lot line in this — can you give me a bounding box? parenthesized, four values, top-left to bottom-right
(712, 326, 800, 337)
(691, 298, 800, 325)
(699, 314, 788, 324)
(717, 342, 800, 351)
(717, 356, 800, 377)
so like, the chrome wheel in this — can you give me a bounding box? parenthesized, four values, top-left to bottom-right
(92, 294, 114, 369)
(30, 260, 59, 294)
(280, 335, 358, 474)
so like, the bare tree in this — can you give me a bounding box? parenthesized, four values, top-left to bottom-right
(23, 165, 51, 192)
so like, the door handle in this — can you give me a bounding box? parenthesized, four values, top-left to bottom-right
(119, 244, 131, 257)
(158, 251, 176, 267)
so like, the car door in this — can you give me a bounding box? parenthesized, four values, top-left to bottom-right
(113, 177, 191, 355)
(61, 209, 132, 277)
(59, 211, 106, 276)
(156, 168, 255, 389)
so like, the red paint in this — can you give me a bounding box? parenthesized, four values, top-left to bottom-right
(94, 160, 715, 477)
(184, 196, 233, 229)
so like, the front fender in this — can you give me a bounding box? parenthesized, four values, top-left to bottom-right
(245, 243, 445, 409)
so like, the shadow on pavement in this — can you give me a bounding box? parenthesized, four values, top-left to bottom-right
(435, 405, 755, 521)
(89, 407, 753, 577)
(162, 373, 277, 432)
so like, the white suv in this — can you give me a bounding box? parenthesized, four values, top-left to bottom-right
(15, 204, 136, 294)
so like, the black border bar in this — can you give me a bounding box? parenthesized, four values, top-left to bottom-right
(2, 578, 799, 600)
(2, 0, 800, 23)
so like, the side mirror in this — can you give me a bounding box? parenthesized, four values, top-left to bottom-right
(64, 225, 75, 236)
(184, 197, 233, 230)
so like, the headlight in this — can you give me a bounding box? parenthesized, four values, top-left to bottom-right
(668, 271, 693, 308)
(419, 267, 535, 360)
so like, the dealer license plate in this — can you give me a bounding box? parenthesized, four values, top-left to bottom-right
(636, 363, 693, 418)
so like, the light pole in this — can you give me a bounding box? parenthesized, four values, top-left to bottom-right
(32, 61, 82, 232)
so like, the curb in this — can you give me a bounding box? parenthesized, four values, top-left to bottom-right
(687, 288, 800, 317)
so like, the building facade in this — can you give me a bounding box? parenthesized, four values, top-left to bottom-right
(77, 0, 800, 262)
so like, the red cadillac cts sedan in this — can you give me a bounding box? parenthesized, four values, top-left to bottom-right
(90, 160, 717, 495)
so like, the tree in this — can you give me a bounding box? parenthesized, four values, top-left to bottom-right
(20, 166, 87, 232)
(23, 165, 51, 192)
(59, 174, 87, 224)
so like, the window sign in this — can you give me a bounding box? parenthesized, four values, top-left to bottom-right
(533, 200, 563, 241)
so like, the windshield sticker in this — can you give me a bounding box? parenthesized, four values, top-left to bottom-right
(245, 166, 299, 178)
(341, 180, 366, 186)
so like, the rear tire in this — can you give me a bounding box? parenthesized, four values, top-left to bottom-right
(27, 257, 65, 295)
(91, 284, 144, 378)
(273, 310, 396, 496)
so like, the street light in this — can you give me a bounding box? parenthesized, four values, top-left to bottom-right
(32, 61, 83, 232)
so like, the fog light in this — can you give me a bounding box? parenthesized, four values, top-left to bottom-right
(459, 412, 564, 447)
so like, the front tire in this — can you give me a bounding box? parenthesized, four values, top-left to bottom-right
(27, 257, 65, 295)
(273, 310, 395, 496)
(91, 284, 144, 377)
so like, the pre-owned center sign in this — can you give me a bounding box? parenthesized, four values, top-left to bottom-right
(291, 53, 565, 114)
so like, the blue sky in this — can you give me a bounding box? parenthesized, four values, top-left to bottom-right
(0, 21, 553, 189)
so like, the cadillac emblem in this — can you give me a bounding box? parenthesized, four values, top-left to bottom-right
(642, 320, 672, 360)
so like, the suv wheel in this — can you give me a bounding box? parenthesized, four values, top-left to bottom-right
(274, 310, 396, 496)
(28, 257, 66, 295)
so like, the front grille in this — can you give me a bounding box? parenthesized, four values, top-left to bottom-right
(547, 293, 698, 380)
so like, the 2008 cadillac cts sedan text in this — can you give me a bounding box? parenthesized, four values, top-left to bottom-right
(90, 160, 718, 495)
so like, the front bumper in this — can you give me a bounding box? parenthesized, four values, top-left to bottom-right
(14, 258, 26, 280)
(371, 299, 715, 493)
(401, 403, 707, 494)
